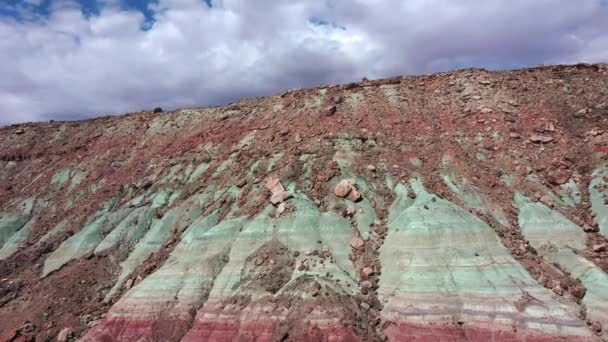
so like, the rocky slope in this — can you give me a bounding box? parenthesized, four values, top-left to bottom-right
(0, 63, 608, 342)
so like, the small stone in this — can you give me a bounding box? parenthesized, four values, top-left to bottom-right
(266, 177, 285, 193)
(349, 237, 365, 250)
(276, 202, 286, 217)
(509, 132, 521, 139)
(14, 128, 25, 135)
(480, 80, 492, 85)
(324, 105, 337, 116)
(552, 283, 564, 296)
(574, 108, 589, 117)
(480, 107, 493, 114)
(592, 243, 607, 253)
(347, 189, 362, 202)
(334, 180, 353, 197)
(569, 283, 586, 299)
(361, 280, 374, 289)
(20, 321, 35, 333)
(548, 170, 570, 185)
(270, 191, 292, 205)
(345, 206, 356, 217)
(538, 274, 549, 287)
(591, 321, 602, 333)
(366, 164, 376, 172)
(311, 282, 321, 297)
(57, 327, 73, 342)
(518, 243, 527, 254)
(583, 224, 600, 233)
(374, 224, 386, 235)
(235, 178, 247, 187)
(539, 195, 554, 208)
(529, 135, 554, 144)
(361, 267, 374, 279)
(360, 302, 370, 310)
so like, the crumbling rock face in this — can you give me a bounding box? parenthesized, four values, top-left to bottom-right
(1, 64, 608, 341)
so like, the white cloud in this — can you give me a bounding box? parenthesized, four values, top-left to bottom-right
(0, 0, 607, 125)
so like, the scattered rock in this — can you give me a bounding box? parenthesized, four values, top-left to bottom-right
(592, 243, 607, 253)
(319, 245, 330, 258)
(361, 267, 374, 279)
(266, 177, 292, 205)
(529, 135, 554, 144)
(360, 302, 371, 310)
(374, 224, 386, 235)
(583, 224, 600, 233)
(366, 164, 376, 172)
(574, 108, 590, 117)
(270, 191, 292, 205)
(153, 107, 163, 113)
(569, 283, 586, 300)
(334, 179, 362, 202)
(57, 327, 73, 342)
(235, 178, 247, 187)
(124, 278, 134, 290)
(324, 105, 337, 116)
(588, 128, 604, 136)
(591, 321, 602, 333)
(311, 282, 321, 297)
(334, 180, 352, 197)
(539, 195, 554, 208)
(349, 237, 365, 250)
(547, 170, 570, 185)
(20, 321, 35, 333)
(347, 189, 362, 202)
(509, 132, 521, 139)
(276, 202, 287, 217)
(266, 177, 284, 193)
(14, 128, 25, 135)
(361, 280, 374, 289)
(552, 282, 564, 296)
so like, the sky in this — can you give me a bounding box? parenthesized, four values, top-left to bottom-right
(1, 0, 607, 125)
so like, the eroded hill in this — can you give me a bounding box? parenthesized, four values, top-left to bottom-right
(1, 64, 608, 341)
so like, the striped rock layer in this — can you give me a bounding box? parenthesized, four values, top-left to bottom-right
(1, 64, 608, 341)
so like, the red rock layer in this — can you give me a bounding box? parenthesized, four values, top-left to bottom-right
(383, 322, 592, 342)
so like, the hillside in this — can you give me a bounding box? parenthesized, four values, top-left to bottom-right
(1, 63, 608, 341)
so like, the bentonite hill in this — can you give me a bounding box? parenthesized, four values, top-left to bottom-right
(1, 64, 608, 342)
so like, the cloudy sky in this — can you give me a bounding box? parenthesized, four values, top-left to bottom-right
(1, 0, 607, 125)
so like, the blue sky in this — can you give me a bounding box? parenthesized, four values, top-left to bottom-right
(0, 0, 607, 125)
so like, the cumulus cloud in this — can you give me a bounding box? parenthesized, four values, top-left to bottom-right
(0, 0, 607, 125)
